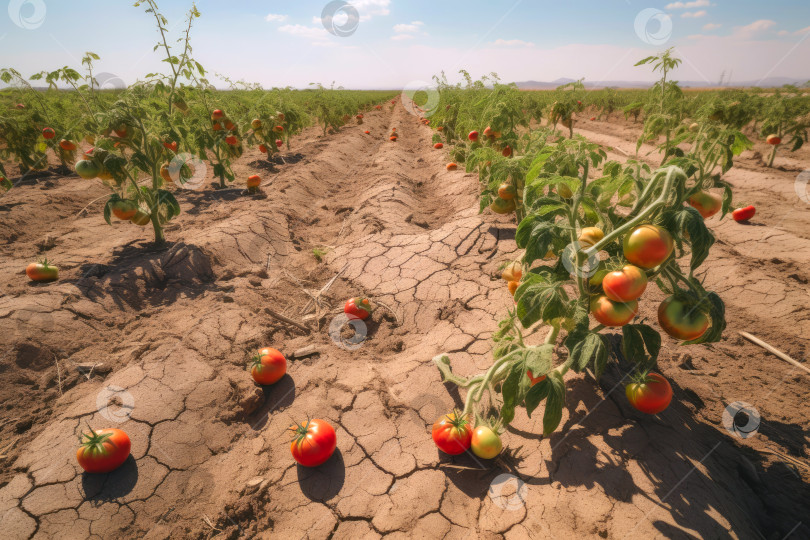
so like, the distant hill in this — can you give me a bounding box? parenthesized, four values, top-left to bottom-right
(515, 77, 809, 89)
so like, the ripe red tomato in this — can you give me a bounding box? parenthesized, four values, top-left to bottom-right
(732, 205, 755, 222)
(212, 122, 223, 131)
(766, 134, 781, 145)
(434, 142, 443, 149)
(59, 139, 77, 151)
(432, 412, 472, 455)
(483, 126, 494, 138)
(76, 428, 131, 473)
(275, 139, 283, 148)
(274, 125, 284, 133)
(502, 145, 512, 157)
(622, 225, 674, 269)
(687, 191, 722, 219)
(247, 175, 261, 189)
(111, 199, 137, 220)
(590, 116, 596, 121)
(250, 347, 286, 385)
(290, 419, 337, 467)
(42, 127, 55, 139)
(364, 130, 370, 135)
(211, 109, 224, 120)
(225, 135, 238, 145)
(602, 265, 648, 303)
(446, 162, 458, 171)
(590, 295, 638, 327)
(625, 373, 672, 414)
(225, 120, 237, 130)
(657, 296, 709, 340)
(471, 426, 502, 459)
(389, 136, 397, 141)
(259, 144, 268, 153)
(26, 260, 59, 282)
(468, 130, 479, 142)
(345, 297, 372, 320)
(163, 141, 178, 152)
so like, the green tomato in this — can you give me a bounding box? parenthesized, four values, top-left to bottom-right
(658, 296, 709, 340)
(75, 160, 101, 179)
(471, 426, 502, 459)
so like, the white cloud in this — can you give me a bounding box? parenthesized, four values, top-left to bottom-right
(394, 21, 424, 34)
(278, 24, 331, 41)
(391, 34, 416, 41)
(796, 26, 810, 35)
(265, 13, 287, 22)
(682, 10, 707, 18)
(351, 0, 391, 22)
(703, 23, 721, 31)
(734, 19, 777, 38)
(491, 39, 535, 47)
(777, 30, 789, 36)
(666, 0, 709, 8)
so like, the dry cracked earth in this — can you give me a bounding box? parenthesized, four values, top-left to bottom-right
(0, 102, 808, 539)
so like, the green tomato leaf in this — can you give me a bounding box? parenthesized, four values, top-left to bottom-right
(542, 370, 566, 436)
(514, 273, 569, 329)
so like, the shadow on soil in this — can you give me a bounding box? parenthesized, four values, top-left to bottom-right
(440, 359, 810, 538)
(81, 456, 139, 502)
(296, 449, 345, 502)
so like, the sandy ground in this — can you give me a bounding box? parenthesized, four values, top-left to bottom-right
(0, 103, 808, 539)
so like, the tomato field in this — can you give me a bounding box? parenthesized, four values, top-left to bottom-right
(1, 1, 809, 539)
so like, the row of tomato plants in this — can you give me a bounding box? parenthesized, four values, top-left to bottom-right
(0, 1, 395, 247)
(415, 53, 763, 459)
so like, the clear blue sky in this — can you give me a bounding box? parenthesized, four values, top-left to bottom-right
(1, 0, 808, 88)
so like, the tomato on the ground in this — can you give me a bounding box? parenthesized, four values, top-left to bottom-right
(657, 296, 709, 340)
(76, 428, 131, 473)
(290, 419, 337, 467)
(26, 260, 59, 282)
(602, 265, 648, 303)
(732, 205, 755, 222)
(250, 347, 286, 385)
(432, 412, 472, 455)
(622, 224, 674, 269)
(247, 175, 261, 189)
(345, 297, 372, 320)
(446, 162, 458, 171)
(471, 426, 502, 459)
(433, 142, 443, 149)
(625, 373, 672, 414)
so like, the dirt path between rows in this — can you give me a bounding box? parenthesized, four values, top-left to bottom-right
(1, 103, 808, 539)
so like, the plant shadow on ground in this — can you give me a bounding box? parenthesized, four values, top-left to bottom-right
(73, 241, 218, 312)
(437, 341, 810, 538)
(296, 449, 345, 502)
(247, 375, 297, 431)
(545, 359, 810, 539)
(80, 455, 139, 502)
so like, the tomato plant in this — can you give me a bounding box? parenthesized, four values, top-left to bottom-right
(76, 428, 131, 473)
(289, 419, 337, 467)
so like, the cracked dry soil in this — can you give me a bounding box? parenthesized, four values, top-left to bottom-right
(1, 103, 809, 539)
